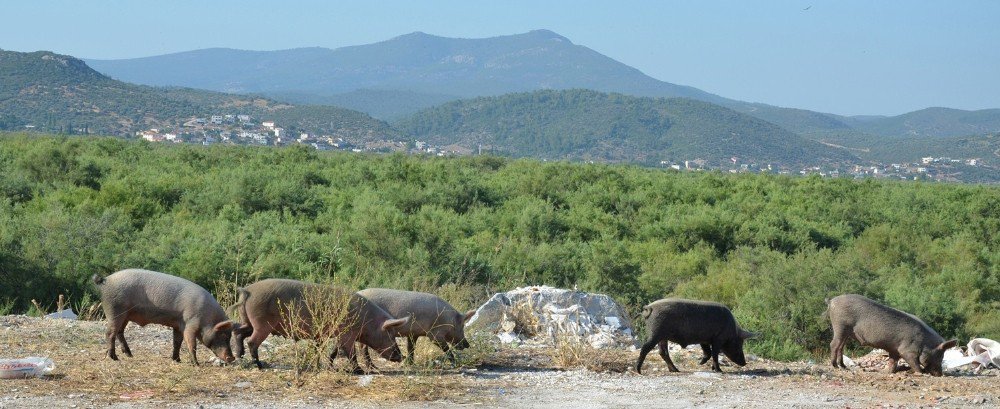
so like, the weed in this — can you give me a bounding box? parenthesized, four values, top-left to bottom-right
(74, 292, 103, 321)
(0, 298, 15, 316)
(27, 298, 48, 317)
(278, 283, 356, 385)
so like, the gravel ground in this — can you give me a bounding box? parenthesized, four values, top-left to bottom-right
(3, 315, 1000, 408)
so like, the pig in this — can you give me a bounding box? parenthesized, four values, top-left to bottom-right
(93, 269, 236, 365)
(827, 294, 957, 376)
(230, 278, 409, 372)
(354, 288, 476, 367)
(636, 298, 755, 373)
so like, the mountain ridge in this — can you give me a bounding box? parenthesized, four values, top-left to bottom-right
(395, 89, 858, 167)
(0, 49, 397, 138)
(83, 30, 1000, 140)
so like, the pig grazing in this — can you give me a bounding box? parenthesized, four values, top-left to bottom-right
(827, 294, 957, 376)
(231, 279, 409, 372)
(93, 269, 235, 365)
(636, 298, 755, 373)
(355, 288, 476, 367)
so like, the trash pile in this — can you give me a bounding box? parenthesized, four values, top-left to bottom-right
(465, 286, 636, 349)
(851, 349, 891, 371)
(943, 338, 1000, 371)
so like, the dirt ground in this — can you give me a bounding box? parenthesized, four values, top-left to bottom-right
(2, 315, 999, 408)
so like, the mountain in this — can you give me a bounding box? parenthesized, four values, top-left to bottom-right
(0, 49, 397, 138)
(89, 30, 1000, 140)
(396, 89, 857, 166)
(87, 30, 725, 104)
(269, 89, 461, 120)
(847, 107, 1000, 138)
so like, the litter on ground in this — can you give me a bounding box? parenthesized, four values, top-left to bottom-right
(465, 286, 636, 349)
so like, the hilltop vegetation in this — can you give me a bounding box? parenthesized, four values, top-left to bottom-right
(0, 49, 394, 138)
(1, 134, 999, 359)
(397, 89, 856, 166)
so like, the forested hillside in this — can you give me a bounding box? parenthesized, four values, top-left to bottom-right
(2, 134, 998, 359)
(397, 89, 857, 166)
(0, 49, 396, 138)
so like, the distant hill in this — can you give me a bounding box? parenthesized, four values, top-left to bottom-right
(846, 107, 1000, 138)
(0, 49, 397, 138)
(87, 30, 724, 104)
(86, 30, 1000, 140)
(269, 89, 461, 120)
(396, 89, 857, 166)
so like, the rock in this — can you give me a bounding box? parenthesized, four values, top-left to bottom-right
(465, 286, 636, 349)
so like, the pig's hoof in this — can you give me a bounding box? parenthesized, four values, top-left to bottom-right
(350, 367, 366, 375)
(123, 351, 133, 358)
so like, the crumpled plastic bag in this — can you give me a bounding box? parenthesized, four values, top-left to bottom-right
(966, 338, 1000, 371)
(0, 357, 55, 379)
(942, 338, 1000, 371)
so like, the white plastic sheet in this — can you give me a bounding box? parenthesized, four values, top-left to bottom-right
(941, 338, 1000, 371)
(0, 357, 55, 379)
(45, 308, 77, 320)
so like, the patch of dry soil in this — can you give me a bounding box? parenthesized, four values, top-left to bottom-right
(2, 316, 999, 408)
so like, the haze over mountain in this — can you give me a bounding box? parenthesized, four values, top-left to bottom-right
(396, 89, 857, 167)
(85, 30, 1000, 141)
(0, 49, 397, 138)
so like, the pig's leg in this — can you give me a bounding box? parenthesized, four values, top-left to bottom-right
(887, 351, 902, 373)
(234, 324, 253, 359)
(183, 327, 199, 366)
(105, 323, 120, 361)
(657, 340, 680, 372)
(247, 329, 270, 370)
(105, 316, 129, 361)
(361, 345, 377, 370)
(709, 340, 723, 372)
(171, 328, 183, 362)
(116, 325, 133, 358)
(342, 341, 364, 375)
(635, 337, 659, 374)
(830, 328, 850, 369)
(405, 336, 417, 365)
(433, 339, 456, 364)
(902, 353, 922, 374)
(699, 343, 712, 365)
(328, 346, 339, 366)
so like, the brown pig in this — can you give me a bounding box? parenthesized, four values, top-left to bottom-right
(827, 294, 957, 376)
(355, 288, 476, 367)
(231, 279, 409, 372)
(636, 298, 755, 373)
(93, 269, 236, 365)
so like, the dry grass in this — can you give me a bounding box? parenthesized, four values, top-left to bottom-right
(278, 284, 356, 383)
(0, 315, 480, 405)
(545, 328, 634, 373)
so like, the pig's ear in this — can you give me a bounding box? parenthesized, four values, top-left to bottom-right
(739, 329, 758, 339)
(214, 320, 235, 332)
(463, 310, 477, 323)
(382, 317, 410, 331)
(939, 339, 958, 350)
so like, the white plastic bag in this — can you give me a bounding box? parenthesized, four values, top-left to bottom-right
(0, 357, 55, 379)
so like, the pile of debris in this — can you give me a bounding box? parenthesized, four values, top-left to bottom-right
(465, 286, 636, 349)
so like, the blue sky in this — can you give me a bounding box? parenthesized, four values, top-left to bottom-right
(3, 0, 998, 116)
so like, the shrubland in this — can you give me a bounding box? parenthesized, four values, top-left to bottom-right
(1, 133, 998, 360)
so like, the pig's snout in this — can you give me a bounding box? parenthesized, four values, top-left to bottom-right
(214, 347, 237, 363)
(386, 346, 403, 362)
(456, 338, 471, 350)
